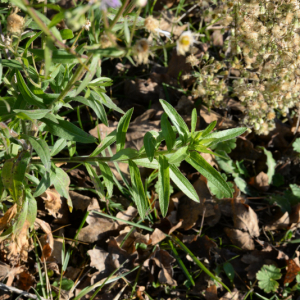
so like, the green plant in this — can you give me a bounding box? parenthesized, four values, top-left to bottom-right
(256, 264, 282, 294)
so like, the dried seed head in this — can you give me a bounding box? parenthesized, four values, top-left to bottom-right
(133, 39, 150, 65)
(144, 16, 159, 33)
(186, 54, 199, 67)
(100, 34, 116, 48)
(7, 13, 25, 34)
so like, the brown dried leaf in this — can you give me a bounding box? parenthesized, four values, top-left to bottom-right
(233, 203, 260, 237)
(88, 246, 109, 274)
(41, 188, 62, 218)
(16, 271, 35, 291)
(227, 99, 246, 113)
(219, 288, 240, 300)
(224, 228, 255, 250)
(250, 171, 270, 192)
(200, 106, 236, 129)
(35, 218, 54, 261)
(265, 211, 290, 231)
(284, 259, 300, 285)
(204, 285, 218, 300)
(150, 228, 166, 245)
(0, 262, 10, 281)
(0, 204, 17, 234)
(77, 212, 118, 243)
(116, 206, 138, 226)
(70, 191, 93, 211)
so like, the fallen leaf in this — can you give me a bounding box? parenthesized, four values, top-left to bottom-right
(200, 106, 237, 129)
(233, 203, 260, 237)
(116, 206, 138, 226)
(77, 211, 118, 243)
(204, 285, 218, 300)
(88, 246, 109, 275)
(227, 99, 246, 113)
(264, 211, 290, 231)
(150, 228, 166, 245)
(70, 191, 93, 211)
(0, 204, 17, 234)
(219, 288, 240, 300)
(16, 271, 35, 291)
(250, 172, 270, 192)
(284, 259, 300, 285)
(0, 262, 10, 281)
(224, 228, 255, 250)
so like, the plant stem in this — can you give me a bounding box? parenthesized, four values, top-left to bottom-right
(31, 148, 178, 164)
(109, 0, 130, 30)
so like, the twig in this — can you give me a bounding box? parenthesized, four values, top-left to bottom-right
(0, 283, 48, 300)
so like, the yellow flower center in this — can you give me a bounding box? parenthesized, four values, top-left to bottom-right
(180, 36, 191, 46)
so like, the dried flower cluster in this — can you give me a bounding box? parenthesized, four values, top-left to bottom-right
(191, 0, 300, 135)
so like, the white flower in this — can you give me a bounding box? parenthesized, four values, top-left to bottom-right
(83, 20, 91, 31)
(176, 31, 197, 56)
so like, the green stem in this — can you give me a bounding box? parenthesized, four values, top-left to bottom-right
(30, 148, 177, 164)
(109, 0, 130, 30)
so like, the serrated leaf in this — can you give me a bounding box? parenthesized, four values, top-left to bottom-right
(143, 132, 157, 162)
(168, 146, 188, 164)
(13, 109, 51, 119)
(41, 114, 96, 144)
(116, 108, 133, 152)
(256, 265, 281, 293)
(98, 162, 114, 198)
(23, 135, 51, 171)
(158, 155, 170, 217)
(169, 164, 199, 202)
(128, 160, 148, 219)
(260, 147, 276, 184)
(160, 99, 189, 143)
(186, 151, 232, 198)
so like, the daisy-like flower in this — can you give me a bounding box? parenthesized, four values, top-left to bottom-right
(83, 20, 91, 31)
(176, 31, 197, 56)
(7, 13, 25, 35)
(133, 39, 151, 65)
(144, 16, 171, 39)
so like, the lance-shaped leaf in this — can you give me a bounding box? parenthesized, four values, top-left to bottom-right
(205, 127, 247, 146)
(51, 138, 67, 157)
(169, 164, 199, 203)
(143, 131, 157, 162)
(191, 108, 197, 134)
(90, 129, 117, 157)
(161, 113, 176, 151)
(25, 188, 37, 229)
(85, 163, 105, 201)
(158, 155, 170, 217)
(13, 109, 51, 120)
(116, 108, 133, 152)
(1, 151, 31, 204)
(128, 160, 148, 219)
(168, 146, 188, 164)
(98, 162, 114, 198)
(23, 135, 51, 171)
(160, 99, 189, 143)
(186, 151, 232, 198)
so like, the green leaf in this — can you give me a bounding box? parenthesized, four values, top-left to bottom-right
(158, 155, 170, 217)
(143, 131, 157, 162)
(85, 163, 105, 200)
(256, 265, 281, 293)
(98, 163, 114, 198)
(160, 99, 189, 143)
(191, 108, 197, 134)
(223, 262, 235, 283)
(60, 29, 74, 39)
(52, 167, 73, 212)
(205, 127, 247, 146)
(13, 199, 28, 236)
(201, 120, 217, 137)
(186, 151, 232, 198)
(116, 108, 133, 152)
(86, 47, 126, 57)
(13, 109, 51, 119)
(161, 113, 176, 151)
(260, 147, 276, 184)
(25, 188, 37, 229)
(111, 148, 139, 161)
(211, 138, 236, 154)
(48, 11, 64, 28)
(67, 140, 76, 157)
(290, 184, 300, 198)
(51, 138, 67, 156)
(23, 135, 51, 171)
(41, 114, 96, 144)
(1, 151, 31, 204)
(33, 171, 51, 197)
(44, 37, 53, 78)
(16, 71, 46, 108)
(169, 164, 199, 203)
(293, 138, 300, 153)
(128, 160, 148, 219)
(168, 146, 188, 164)
(29, 49, 79, 64)
(90, 130, 117, 157)
(208, 173, 234, 199)
(72, 55, 99, 97)
(91, 91, 124, 114)
(68, 96, 108, 126)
